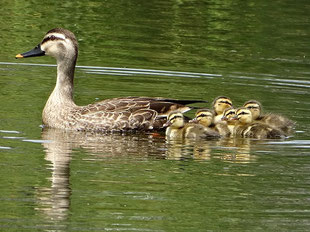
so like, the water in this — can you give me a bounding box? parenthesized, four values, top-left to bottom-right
(1, 0, 310, 231)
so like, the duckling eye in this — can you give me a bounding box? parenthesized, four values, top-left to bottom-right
(169, 115, 182, 121)
(238, 112, 248, 116)
(247, 106, 258, 109)
(219, 100, 232, 106)
(226, 111, 235, 116)
(197, 113, 210, 118)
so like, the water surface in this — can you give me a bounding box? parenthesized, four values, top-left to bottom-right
(0, 0, 310, 231)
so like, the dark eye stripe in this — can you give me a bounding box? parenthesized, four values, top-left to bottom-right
(247, 106, 259, 109)
(197, 113, 211, 118)
(42, 35, 65, 45)
(219, 100, 232, 106)
(238, 111, 249, 116)
(170, 115, 182, 121)
(226, 111, 235, 116)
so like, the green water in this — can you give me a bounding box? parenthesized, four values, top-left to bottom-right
(0, 0, 310, 231)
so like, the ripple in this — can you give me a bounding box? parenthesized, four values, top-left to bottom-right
(0, 62, 221, 79)
(23, 139, 52, 144)
(0, 130, 21, 134)
(0, 146, 11, 150)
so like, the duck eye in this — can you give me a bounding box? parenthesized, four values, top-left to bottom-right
(49, 35, 58, 40)
(198, 113, 209, 118)
(227, 111, 235, 116)
(238, 111, 249, 116)
(219, 100, 232, 106)
(170, 115, 182, 121)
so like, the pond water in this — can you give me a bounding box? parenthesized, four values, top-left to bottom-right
(0, 0, 310, 231)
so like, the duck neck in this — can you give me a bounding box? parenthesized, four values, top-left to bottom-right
(50, 57, 77, 106)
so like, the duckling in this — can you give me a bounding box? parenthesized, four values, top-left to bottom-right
(243, 100, 295, 135)
(191, 108, 235, 137)
(190, 109, 215, 127)
(164, 112, 220, 140)
(212, 96, 233, 124)
(15, 28, 205, 132)
(234, 107, 285, 139)
(189, 109, 221, 136)
(220, 107, 237, 137)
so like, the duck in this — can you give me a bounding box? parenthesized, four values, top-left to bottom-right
(219, 107, 237, 137)
(190, 109, 215, 127)
(233, 107, 285, 139)
(15, 28, 205, 132)
(164, 111, 220, 140)
(243, 100, 294, 135)
(212, 96, 233, 124)
(189, 109, 222, 137)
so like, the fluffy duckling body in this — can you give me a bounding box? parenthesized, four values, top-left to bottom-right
(234, 107, 285, 139)
(165, 112, 220, 140)
(212, 96, 233, 124)
(243, 100, 294, 136)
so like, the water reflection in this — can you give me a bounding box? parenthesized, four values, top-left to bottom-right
(35, 127, 286, 223)
(35, 129, 72, 222)
(36, 128, 168, 222)
(165, 137, 257, 163)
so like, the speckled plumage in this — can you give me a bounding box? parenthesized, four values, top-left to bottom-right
(16, 28, 202, 132)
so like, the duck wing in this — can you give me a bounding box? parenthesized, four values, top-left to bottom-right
(71, 107, 157, 132)
(70, 97, 202, 132)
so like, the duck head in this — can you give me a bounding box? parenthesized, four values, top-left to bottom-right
(221, 107, 236, 122)
(190, 109, 214, 127)
(234, 107, 253, 124)
(212, 96, 233, 115)
(16, 28, 78, 63)
(164, 112, 185, 129)
(243, 100, 262, 120)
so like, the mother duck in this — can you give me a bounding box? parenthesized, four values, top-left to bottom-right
(16, 28, 202, 132)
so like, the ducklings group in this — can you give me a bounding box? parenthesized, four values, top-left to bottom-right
(164, 111, 220, 140)
(165, 96, 294, 140)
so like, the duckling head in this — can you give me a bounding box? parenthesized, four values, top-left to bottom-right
(16, 28, 78, 64)
(164, 112, 185, 129)
(221, 107, 236, 122)
(212, 96, 233, 115)
(191, 109, 214, 127)
(243, 100, 262, 120)
(235, 107, 253, 124)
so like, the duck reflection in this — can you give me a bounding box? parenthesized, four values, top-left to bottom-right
(35, 129, 73, 221)
(165, 137, 258, 162)
(36, 128, 167, 222)
(35, 127, 259, 222)
(215, 137, 254, 162)
(165, 138, 212, 161)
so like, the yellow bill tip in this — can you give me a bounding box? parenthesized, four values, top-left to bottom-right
(15, 54, 24, 59)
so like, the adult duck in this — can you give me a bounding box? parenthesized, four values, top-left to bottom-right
(16, 28, 203, 132)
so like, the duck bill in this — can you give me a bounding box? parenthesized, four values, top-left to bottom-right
(221, 117, 227, 121)
(15, 44, 45, 59)
(231, 115, 238, 121)
(189, 118, 198, 123)
(163, 121, 172, 128)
